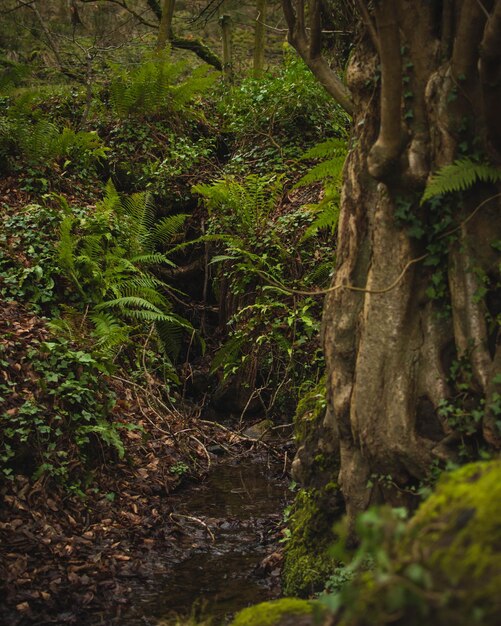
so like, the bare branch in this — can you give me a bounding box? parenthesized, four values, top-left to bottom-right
(281, 0, 354, 115)
(77, 0, 157, 28)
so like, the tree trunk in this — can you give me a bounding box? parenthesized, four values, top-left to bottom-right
(316, 1, 501, 529)
(219, 13, 234, 82)
(156, 0, 176, 50)
(253, 0, 267, 77)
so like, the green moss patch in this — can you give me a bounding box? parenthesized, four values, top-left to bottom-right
(333, 461, 501, 626)
(282, 484, 341, 596)
(230, 598, 317, 626)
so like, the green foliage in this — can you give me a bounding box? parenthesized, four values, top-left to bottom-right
(0, 56, 30, 90)
(295, 138, 347, 241)
(109, 50, 216, 118)
(194, 173, 282, 237)
(218, 47, 350, 174)
(221, 47, 349, 142)
(56, 183, 193, 362)
(0, 111, 107, 172)
(195, 174, 332, 412)
(230, 598, 318, 626)
(0, 203, 62, 307)
(0, 334, 124, 483)
(421, 158, 501, 203)
(282, 484, 341, 596)
(323, 462, 501, 626)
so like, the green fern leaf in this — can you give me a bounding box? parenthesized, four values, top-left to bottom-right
(422, 158, 501, 203)
(295, 156, 345, 188)
(300, 138, 347, 160)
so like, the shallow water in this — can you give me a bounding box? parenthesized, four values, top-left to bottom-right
(116, 455, 289, 625)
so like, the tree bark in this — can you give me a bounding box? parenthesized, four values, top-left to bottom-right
(286, 0, 501, 530)
(253, 0, 267, 77)
(219, 13, 233, 82)
(156, 0, 176, 50)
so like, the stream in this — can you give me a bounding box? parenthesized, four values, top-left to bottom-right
(113, 455, 290, 625)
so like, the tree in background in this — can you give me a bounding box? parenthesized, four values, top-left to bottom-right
(283, 0, 501, 526)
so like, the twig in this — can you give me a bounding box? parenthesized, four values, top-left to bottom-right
(189, 434, 211, 471)
(169, 513, 215, 542)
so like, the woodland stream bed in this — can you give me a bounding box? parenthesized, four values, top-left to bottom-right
(95, 455, 290, 625)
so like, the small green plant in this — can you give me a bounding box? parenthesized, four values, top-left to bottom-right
(169, 461, 190, 477)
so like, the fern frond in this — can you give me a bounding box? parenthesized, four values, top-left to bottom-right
(210, 334, 245, 374)
(148, 213, 189, 249)
(129, 253, 176, 267)
(295, 156, 345, 188)
(421, 158, 501, 203)
(90, 311, 130, 349)
(300, 138, 347, 160)
(301, 202, 340, 240)
(96, 296, 165, 314)
(57, 216, 77, 273)
(306, 261, 334, 286)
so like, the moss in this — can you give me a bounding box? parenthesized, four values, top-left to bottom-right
(294, 379, 326, 445)
(335, 461, 501, 626)
(230, 598, 318, 626)
(282, 484, 341, 596)
(399, 460, 501, 623)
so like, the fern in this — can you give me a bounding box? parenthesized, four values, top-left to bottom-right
(16, 119, 107, 166)
(422, 158, 501, 202)
(292, 138, 347, 241)
(302, 198, 340, 241)
(300, 137, 347, 160)
(295, 138, 347, 188)
(210, 334, 246, 375)
(147, 213, 188, 249)
(90, 311, 130, 351)
(295, 155, 345, 188)
(55, 184, 194, 362)
(194, 174, 282, 236)
(109, 51, 215, 118)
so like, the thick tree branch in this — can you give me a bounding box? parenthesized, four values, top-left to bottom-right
(480, 0, 501, 77)
(441, 0, 454, 58)
(479, 0, 501, 152)
(452, 0, 487, 80)
(367, 0, 405, 180)
(354, 0, 380, 54)
(281, 0, 354, 115)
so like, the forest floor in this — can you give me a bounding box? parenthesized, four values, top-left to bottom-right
(0, 179, 289, 625)
(0, 313, 288, 626)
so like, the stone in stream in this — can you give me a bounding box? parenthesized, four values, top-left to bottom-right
(243, 419, 274, 441)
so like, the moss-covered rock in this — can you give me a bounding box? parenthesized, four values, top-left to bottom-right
(335, 461, 501, 626)
(282, 483, 342, 597)
(230, 598, 320, 626)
